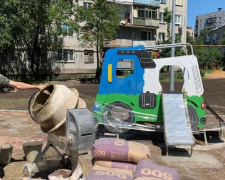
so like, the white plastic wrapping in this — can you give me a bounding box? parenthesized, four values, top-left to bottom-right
(163, 93, 195, 146)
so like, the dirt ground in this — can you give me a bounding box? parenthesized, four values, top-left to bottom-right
(0, 72, 225, 180)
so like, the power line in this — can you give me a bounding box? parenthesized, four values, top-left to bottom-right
(192, 45, 225, 47)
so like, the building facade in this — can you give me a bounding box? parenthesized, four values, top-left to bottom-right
(158, 0, 187, 44)
(60, 0, 188, 77)
(56, 0, 97, 77)
(0, 0, 188, 78)
(106, 0, 187, 48)
(195, 8, 225, 38)
(208, 25, 225, 45)
(186, 26, 194, 40)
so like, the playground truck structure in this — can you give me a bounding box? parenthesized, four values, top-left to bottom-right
(93, 43, 206, 136)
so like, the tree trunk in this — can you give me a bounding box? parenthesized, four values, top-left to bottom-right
(29, 49, 39, 80)
(96, 44, 99, 70)
(95, 44, 101, 82)
(29, 51, 35, 79)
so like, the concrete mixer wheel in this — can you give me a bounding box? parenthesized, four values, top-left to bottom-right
(23, 163, 39, 177)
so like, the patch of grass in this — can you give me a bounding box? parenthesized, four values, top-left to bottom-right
(0, 98, 29, 104)
(200, 69, 215, 78)
(159, 74, 184, 82)
(203, 70, 214, 74)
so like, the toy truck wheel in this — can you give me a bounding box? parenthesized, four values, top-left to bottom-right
(188, 105, 198, 131)
(102, 101, 134, 134)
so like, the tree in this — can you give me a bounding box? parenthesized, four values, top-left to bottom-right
(218, 32, 225, 69)
(186, 31, 193, 44)
(163, 7, 172, 39)
(194, 28, 211, 45)
(0, 0, 75, 79)
(75, 0, 121, 79)
(159, 8, 184, 58)
(193, 28, 222, 69)
(219, 32, 225, 45)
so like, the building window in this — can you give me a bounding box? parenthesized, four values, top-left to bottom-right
(84, 50, 94, 63)
(138, 9, 157, 19)
(176, 0, 183, 6)
(138, 9, 145, 18)
(61, 25, 73, 36)
(160, 0, 166, 3)
(83, 2, 93, 10)
(159, 12, 166, 23)
(213, 34, 218, 40)
(158, 32, 165, 42)
(175, 15, 182, 25)
(141, 31, 152, 40)
(151, 10, 157, 19)
(175, 33, 181, 42)
(58, 49, 74, 62)
(3, 49, 19, 62)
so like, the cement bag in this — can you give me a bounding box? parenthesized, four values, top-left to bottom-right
(134, 160, 180, 180)
(93, 159, 136, 172)
(48, 169, 71, 180)
(48, 164, 82, 180)
(91, 138, 150, 163)
(86, 165, 133, 180)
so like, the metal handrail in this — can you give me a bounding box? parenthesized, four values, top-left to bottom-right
(145, 43, 194, 56)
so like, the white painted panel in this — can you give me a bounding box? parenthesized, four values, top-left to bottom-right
(144, 55, 204, 96)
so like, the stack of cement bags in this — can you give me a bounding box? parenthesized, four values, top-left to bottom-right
(87, 138, 150, 180)
(87, 138, 180, 180)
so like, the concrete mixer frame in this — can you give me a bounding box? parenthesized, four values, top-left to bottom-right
(24, 88, 95, 177)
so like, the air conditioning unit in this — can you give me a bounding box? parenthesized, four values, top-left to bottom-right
(120, 20, 125, 25)
(58, 35, 63, 39)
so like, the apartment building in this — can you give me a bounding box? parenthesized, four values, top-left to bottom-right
(1, 0, 187, 78)
(106, 0, 187, 48)
(56, 0, 97, 77)
(0, 0, 98, 79)
(158, 0, 187, 43)
(186, 26, 194, 40)
(208, 25, 225, 45)
(59, 0, 187, 76)
(195, 8, 225, 37)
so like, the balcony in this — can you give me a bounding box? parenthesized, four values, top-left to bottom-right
(114, 0, 133, 4)
(133, 40, 156, 46)
(106, 39, 133, 47)
(134, 0, 160, 7)
(133, 18, 159, 27)
(105, 39, 157, 47)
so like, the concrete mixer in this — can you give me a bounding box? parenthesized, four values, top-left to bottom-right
(23, 84, 96, 177)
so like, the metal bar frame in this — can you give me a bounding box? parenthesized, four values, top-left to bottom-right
(145, 43, 194, 55)
(34, 143, 50, 164)
(34, 140, 64, 164)
(203, 128, 208, 145)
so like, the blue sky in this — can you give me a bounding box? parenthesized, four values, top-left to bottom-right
(187, 0, 225, 28)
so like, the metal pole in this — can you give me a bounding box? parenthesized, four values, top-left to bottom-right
(170, 0, 176, 92)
